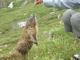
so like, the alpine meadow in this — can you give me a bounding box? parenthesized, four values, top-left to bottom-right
(0, 0, 80, 60)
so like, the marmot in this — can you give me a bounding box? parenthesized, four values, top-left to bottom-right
(0, 14, 38, 60)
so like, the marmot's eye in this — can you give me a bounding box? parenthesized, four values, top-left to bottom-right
(30, 25, 34, 27)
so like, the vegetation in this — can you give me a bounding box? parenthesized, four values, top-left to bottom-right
(0, 0, 80, 60)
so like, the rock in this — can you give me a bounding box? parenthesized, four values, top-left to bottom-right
(8, 2, 13, 8)
(58, 13, 61, 19)
(12, 22, 26, 29)
(0, 32, 3, 34)
(22, 0, 28, 6)
(71, 53, 80, 60)
(50, 12, 55, 14)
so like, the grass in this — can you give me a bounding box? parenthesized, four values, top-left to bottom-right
(0, 1, 80, 60)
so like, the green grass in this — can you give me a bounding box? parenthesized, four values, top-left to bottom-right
(0, 1, 80, 60)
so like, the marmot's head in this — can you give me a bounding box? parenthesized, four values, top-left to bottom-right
(25, 14, 38, 45)
(26, 14, 37, 28)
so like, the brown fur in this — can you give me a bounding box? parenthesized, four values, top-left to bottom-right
(0, 14, 38, 60)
